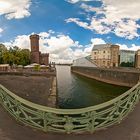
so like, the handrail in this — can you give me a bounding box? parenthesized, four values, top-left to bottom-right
(0, 83, 139, 114)
(0, 83, 140, 133)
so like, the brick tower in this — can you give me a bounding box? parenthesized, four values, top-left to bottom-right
(30, 34, 40, 64)
(30, 34, 49, 65)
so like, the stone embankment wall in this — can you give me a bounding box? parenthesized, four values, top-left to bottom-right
(47, 77, 57, 108)
(0, 71, 56, 77)
(0, 71, 57, 108)
(71, 66, 140, 87)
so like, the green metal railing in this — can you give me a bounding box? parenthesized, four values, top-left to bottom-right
(0, 83, 140, 134)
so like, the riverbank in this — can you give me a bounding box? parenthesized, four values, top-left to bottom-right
(56, 66, 128, 109)
(0, 75, 56, 107)
(71, 66, 140, 87)
(47, 77, 57, 107)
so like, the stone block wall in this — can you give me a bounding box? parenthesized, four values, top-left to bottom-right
(71, 66, 140, 87)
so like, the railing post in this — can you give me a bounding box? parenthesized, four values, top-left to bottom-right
(16, 100, 20, 121)
(43, 112, 48, 132)
(0, 83, 140, 134)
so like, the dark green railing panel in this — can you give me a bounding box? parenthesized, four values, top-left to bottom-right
(0, 83, 140, 134)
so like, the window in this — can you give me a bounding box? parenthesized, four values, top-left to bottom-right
(107, 61, 110, 66)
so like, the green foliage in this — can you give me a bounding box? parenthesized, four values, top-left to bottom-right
(33, 65, 40, 71)
(0, 44, 7, 64)
(0, 44, 30, 66)
(120, 62, 135, 67)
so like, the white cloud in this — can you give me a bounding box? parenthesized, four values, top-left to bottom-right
(66, 0, 140, 39)
(91, 38, 106, 45)
(66, 17, 111, 34)
(2, 32, 89, 63)
(85, 38, 106, 53)
(67, 0, 93, 4)
(3, 35, 30, 50)
(100, 0, 140, 39)
(0, 0, 31, 19)
(46, 35, 74, 53)
(0, 28, 3, 33)
(90, 38, 139, 51)
(66, 18, 90, 29)
(7, 35, 105, 64)
(39, 32, 50, 38)
(2, 33, 139, 63)
(80, 3, 100, 13)
(118, 44, 140, 51)
(102, 0, 140, 20)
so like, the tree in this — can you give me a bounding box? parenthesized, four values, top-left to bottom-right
(120, 62, 134, 67)
(0, 44, 31, 66)
(0, 44, 7, 64)
(2, 50, 14, 65)
(18, 49, 30, 66)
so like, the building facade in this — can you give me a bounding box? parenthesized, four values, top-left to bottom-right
(30, 34, 49, 65)
(0, 64, 10, 71)
(119, 50, 135, 67)
(91, 44, 120, 68)
(135, 50, 140, 68)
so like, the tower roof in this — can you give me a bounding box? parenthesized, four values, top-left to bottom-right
(30, 34, 39, 39)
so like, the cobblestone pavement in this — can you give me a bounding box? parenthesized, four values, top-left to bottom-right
(0, 102, 140, 140)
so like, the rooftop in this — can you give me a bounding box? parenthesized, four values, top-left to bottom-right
(92, 44, 112, 51)
(0, 64, 9, 67)
(120, 50, 136, 54)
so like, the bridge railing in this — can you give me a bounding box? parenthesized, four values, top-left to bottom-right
(0, 83, 140, 134)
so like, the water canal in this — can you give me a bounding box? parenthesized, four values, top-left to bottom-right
(56, 65, 129, 109)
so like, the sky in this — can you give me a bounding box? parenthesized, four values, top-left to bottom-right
(0, 0, 140, 63)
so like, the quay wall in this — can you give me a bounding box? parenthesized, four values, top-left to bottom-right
(71, 66, 140, 87)
(0, 71, 57, 108)
(0, 71, 56, 77)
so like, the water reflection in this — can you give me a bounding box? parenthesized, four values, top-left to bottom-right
(56, 65, 129, 109)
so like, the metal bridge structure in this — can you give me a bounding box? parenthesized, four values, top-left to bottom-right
(0, 83, 140, 134)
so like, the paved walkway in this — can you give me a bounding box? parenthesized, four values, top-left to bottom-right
(0, 75, 52, 106)
(0, 102, 140, 140)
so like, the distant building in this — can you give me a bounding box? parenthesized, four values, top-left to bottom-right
(0, 64, 10, 71)
(135, 50, 140, 68)
(73, 56, 97, 67)
(30, 34, 49, 65)
(91, 44, 120, 68)
(119, 50, 135, 67)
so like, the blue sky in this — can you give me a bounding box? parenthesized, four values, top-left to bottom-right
(0, 0, 140, 63)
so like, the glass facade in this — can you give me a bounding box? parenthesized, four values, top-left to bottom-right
(119, 50, 136, 67)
